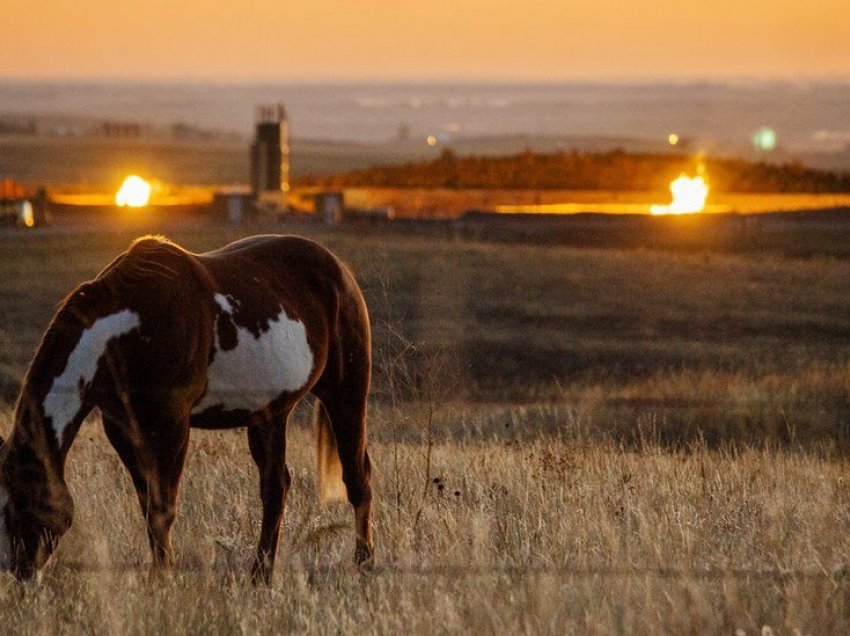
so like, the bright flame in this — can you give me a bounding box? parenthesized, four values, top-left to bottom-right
(651, 174, 709, 215)
(668, 133, 679, 146)
(116, 175, 152, 207)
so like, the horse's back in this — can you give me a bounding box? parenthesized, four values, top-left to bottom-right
(200, 234, 343, 275)
(190, 235, 368, 426)
(198, 234, 367, 336)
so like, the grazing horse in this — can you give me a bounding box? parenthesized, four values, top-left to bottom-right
(0, 234, 374, 582)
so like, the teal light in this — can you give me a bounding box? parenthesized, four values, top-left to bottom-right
(753, 127, 777, 152)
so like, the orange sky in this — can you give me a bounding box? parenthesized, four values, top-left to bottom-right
(1, 0, 849, 81)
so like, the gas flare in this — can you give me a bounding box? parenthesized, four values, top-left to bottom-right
(651, 174, 709, 215)
(115, 175, 152, 208)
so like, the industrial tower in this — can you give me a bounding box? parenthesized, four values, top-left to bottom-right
(250, 104, 290, 202)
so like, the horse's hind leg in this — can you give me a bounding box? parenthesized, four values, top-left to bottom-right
(247, 412, 291, 585)
(313, 281, 374, 566)
(315, 385, 374, 566)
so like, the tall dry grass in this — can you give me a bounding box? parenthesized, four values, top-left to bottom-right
(1, 409, 850, 634)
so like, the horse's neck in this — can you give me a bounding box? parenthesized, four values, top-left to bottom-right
(14, 367, 92, 476)
(15, 308, 102, 469)
(4, 386, 77, 535)
(29, 297, 143, 456)
(0, 301, 113, 524)
(37, 362, 95, 459)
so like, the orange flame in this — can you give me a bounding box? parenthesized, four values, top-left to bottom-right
(651, 174, 709, 215)
(116, 175, 152, 207)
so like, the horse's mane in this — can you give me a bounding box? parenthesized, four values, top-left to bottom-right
(37, 236, 191, 340)
(98, 235, 189, 288)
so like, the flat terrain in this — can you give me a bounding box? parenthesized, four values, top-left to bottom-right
(0, 136, 437, 186)
(4, 136, 850, 219)
(1, 217, 849, 632)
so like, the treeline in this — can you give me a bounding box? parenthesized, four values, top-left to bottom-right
(305, 149, 850, 193)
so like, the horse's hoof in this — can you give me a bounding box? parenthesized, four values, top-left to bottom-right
(251, 572, 272, 586)
(250, 562, 272, 586)
(355, 544, 374, 571)
(146, 566, 175, 585)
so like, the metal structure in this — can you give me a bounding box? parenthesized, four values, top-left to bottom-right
(250, 104, 290, 200)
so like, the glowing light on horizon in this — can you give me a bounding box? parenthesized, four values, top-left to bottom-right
(21, 201, 34, 227)
(651, 174, 709, 215)
(668, 133, 680, 146)
(753, 127, 777, 152)
(426, 135, 438, 146)
(115, 175, 152, 207)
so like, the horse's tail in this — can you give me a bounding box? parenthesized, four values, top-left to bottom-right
(315, 399, 347, 503)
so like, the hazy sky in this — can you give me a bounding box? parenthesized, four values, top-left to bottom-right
(2, 0, 849, 81)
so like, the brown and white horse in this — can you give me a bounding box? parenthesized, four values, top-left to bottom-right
(0, 234, 374, 582)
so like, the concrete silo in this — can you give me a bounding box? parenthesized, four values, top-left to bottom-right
(250, 104, 290, 205)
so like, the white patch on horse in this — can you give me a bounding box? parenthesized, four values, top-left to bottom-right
(192, 297, 313, 414)
(214, 292, 235, 314)
(0, 486, 11, 571)
(43, 309, 141, 445)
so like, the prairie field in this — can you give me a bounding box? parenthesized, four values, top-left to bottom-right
(1, 217, 850, 633)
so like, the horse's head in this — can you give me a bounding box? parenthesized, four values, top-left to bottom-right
(0, 433, 74, 581)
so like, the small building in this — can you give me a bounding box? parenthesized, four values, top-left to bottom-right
(101, 121, 143, 139)
(210, 188, 256, 225)
(315, 192, 344, 225)
(0, 179, 47, 228)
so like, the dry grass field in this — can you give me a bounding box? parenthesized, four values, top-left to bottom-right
(1, 217, 850, 633)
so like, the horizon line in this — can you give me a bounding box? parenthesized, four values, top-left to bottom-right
(2, 73, 850, 87)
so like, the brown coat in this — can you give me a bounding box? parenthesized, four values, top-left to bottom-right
(0, 234, 374, 582)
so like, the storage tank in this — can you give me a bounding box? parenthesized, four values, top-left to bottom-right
(250, 104, 290, 200)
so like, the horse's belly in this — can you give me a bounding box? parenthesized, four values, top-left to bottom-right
(191, 296, 314, 416)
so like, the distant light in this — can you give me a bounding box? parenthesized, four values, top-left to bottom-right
(20, 201, 34, 227)
(651, 174, 709, 215)
(753, 127, 777, 152)
(426, 135, 438, 147)
(668, 133, 680, 146)
(116, 175, 152, 207)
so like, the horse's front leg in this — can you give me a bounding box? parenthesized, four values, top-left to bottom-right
(247, 414, 291, 585)
(102, 409, 190, 570)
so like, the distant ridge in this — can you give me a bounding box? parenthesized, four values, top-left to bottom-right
(307, 149, 850, 194)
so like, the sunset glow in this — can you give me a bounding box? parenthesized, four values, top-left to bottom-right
(1, 0, 849, 80)
(115, 175, 152, 207)
(651, 175, 709, 215)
